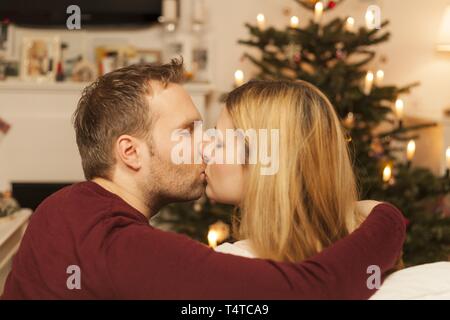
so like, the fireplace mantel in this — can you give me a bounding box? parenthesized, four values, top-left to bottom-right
(0, 79, 214, 96)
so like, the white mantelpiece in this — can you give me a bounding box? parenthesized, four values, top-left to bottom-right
(0, 79, 213, 183)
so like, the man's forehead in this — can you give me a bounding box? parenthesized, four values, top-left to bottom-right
(148, 82, 186, 106)
(146, 82, 201, 120)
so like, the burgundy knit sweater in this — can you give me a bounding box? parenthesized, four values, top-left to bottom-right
(1, 181, 405, 299)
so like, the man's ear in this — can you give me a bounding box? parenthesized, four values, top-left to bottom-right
(115, 135, 142, 171)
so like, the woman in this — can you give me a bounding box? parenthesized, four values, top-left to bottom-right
(204, 79, 389, 262)
(204, 79, 450, 299)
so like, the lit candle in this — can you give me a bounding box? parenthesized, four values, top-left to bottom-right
(446, 147, 450, 172)
(163, 0, 177, 21)
(395, 99, 404, 119)
(207, 230, 218, 248)
(314, 1, 323, 23)
(383, 164, 392, 183)
(234, 69, 244, 86)
(364, 71, 374, 95)
(375, 69, 384, 86)
(365, 7, 375, 29)
(256, 13, 265, 30)
(345, 17, 355, 32)
(344, 112, 355, 128)
(406, 140, 416, 161)
(290, 15, 300, 29)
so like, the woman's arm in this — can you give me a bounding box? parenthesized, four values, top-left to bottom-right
(106, 202, 406, 299)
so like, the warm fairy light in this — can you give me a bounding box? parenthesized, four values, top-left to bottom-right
(290, 15, 300, 28)
(375, 69, 384, 86)
(207, 230, 218, 248)
(364, 71, 374, 95)
(234, 69, 244, 86)
(406, 140, 416, 161)
(256, 13, 265, 30)
(314, 1, 323, 23)
(345, 16, 355, 32)
(395, 99, 404, 119)
(383, 165, 392, 182)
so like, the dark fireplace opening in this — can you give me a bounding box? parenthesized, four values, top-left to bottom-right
(12, 182, 75, 210)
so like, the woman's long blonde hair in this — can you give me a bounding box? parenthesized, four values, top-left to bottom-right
(226, 79, 362, 262)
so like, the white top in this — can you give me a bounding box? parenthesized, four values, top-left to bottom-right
(215, 240, 450, 300)
(216, 240, 257, 258)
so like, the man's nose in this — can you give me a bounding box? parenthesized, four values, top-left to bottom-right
(199, 140, 211, 164)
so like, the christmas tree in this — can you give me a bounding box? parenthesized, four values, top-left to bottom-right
(155, 0, 450, 266)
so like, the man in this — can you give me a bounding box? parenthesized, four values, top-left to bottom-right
(1, 60, 405, 299)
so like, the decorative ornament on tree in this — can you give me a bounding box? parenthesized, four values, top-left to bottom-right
(335, 49, 347, 60)
(288, 43, 302, 65)
(369, 138, 385, 159)
(328, 1, 336, 9)
(335, 42, 347, 60)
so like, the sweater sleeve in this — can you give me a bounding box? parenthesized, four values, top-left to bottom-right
(105, 202, 405, 299)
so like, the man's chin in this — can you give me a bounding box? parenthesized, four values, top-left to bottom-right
(174, 182, 205, 203)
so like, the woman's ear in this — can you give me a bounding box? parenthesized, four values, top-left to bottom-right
(116, 135, 142, 171)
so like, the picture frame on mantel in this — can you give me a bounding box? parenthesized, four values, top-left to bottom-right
(20, 36, 60, 82)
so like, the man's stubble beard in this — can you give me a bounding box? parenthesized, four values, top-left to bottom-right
(144, 141, 205, 207)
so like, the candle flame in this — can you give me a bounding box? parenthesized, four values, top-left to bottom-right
(347, 16, 355, 25)
(345, 16, 355, 32)
(234, 69, 244, 86)
(376, 69, 384, 85)
(446, 147, 450, 169)
(290, 16, 299, 28)
(383, 165, 392, 182)
(407, 140, 416, 161)
(395, 99, 404, 119)
(365, 9, 375, 26)
(315, 1, 324, 11)
(207, 230, 218, 248)
(256, 13, 265, 23)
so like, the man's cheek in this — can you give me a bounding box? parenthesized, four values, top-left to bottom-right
(154, 128, 176, 161)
